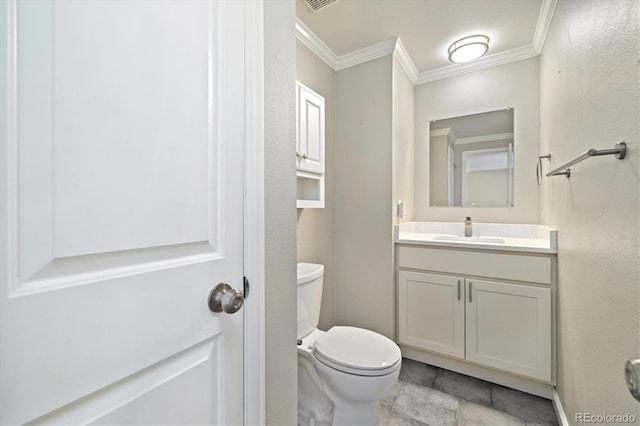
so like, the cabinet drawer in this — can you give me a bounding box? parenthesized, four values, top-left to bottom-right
(398, 246, 552, 285)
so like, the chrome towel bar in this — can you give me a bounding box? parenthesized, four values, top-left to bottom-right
(546, 142, 626, 178)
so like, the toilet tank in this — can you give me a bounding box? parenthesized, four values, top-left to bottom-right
(297, 263, 324, 339)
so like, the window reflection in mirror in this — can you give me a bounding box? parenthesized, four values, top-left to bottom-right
(429, 109, 514, 207)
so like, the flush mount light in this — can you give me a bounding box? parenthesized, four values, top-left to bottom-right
(448, 35, 490, 63)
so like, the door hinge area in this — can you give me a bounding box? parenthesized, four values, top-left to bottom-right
(243, 276, 250, 299)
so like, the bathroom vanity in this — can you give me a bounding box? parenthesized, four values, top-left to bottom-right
(395, 222, 557, 398)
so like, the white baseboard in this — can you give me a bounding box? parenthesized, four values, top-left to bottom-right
(552, 389, 570, 426)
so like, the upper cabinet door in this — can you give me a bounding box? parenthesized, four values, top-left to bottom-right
(297, 82, 325, 174)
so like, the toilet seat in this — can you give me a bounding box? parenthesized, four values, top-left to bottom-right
(313, 326, 401, 377)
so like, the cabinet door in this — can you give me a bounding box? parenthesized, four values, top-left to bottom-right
(297, 83, 325, 174)
(398, 271, 465, 359)
(466, 279, 551, 381)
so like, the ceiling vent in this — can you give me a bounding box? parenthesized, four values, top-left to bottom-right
(304, 0, 338, 12)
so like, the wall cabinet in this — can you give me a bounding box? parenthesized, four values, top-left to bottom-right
(397, 246, 554, 384)
(297, 82, 325, 174)
(296, 82, 325, 208)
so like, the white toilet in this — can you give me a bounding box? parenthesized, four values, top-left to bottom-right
(297, 263, 402, 426)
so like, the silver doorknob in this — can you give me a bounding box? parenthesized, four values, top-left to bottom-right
(208, 283, 244, 314)
(625, 359, 640, 401)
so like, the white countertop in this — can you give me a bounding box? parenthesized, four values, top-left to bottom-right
(395, 222, 557, 254)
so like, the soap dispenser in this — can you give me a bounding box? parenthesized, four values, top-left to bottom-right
(464, 217, 472, 237)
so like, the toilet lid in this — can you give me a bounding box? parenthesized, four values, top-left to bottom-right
(313, 326, 401, 376)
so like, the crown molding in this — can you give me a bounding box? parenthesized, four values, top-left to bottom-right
(416, 44, 539, 84)
(533, 0, 558, 52)
(295, 18, 397, 71)
(295, 17, 338, 70)
(430, 128, 457, 144)
(393, 38, 419, 84)
(430, 128, 452, 138)
(416, 0, 556, 84)
(335, 38, 396, 70)
(296, 0, 556, 84)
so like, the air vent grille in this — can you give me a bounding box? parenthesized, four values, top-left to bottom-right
(304, 0, 338, 12)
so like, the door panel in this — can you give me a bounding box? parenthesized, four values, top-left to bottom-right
(32, 338, 221, 425)
(466, 279, 551, 381)
(1, 1, 245, 424)
(17, 0, 213, 273)
(398, 271, 465, 359)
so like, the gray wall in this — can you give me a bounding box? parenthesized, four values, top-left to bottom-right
(264, 1, 297, 424)
(540, 0, 640, 420)
(393, 57, 415, 223)
(296, 50, 412, 339)
(414, 57, 540, 223)
(335, 56, 395, 339)
(296, 39, 337, 331)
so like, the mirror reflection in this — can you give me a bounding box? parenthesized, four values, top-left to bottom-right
(429, 109, 514, 207)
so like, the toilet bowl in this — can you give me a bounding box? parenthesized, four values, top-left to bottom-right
(297, 263, 401, 426)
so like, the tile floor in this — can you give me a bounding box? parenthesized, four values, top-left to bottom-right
(380, 358, 559, 426)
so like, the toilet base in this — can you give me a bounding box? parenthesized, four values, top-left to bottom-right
(298, 358, 333, 426)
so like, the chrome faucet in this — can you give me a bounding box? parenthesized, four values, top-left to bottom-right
(464, 217, 472, 237)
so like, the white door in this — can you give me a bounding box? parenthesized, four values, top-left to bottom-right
(398, 271, 465, 359)
(0, 1, 248, 424)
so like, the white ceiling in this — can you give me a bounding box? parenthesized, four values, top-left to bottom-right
(296, 0, 556, 84)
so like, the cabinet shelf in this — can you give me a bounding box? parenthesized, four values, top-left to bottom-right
(297, 171, 324, 208)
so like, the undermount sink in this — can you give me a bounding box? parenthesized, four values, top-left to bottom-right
(434, 235, 505, 244)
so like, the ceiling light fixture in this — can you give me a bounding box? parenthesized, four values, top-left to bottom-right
(448, 35, 490, 64)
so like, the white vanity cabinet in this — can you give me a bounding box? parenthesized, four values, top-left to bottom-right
(397, 245, 555, 386)
(296, 81, 325, 208)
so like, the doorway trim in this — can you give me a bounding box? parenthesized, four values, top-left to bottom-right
(243, 1, 266, 425)
(461, 146, 509, 207)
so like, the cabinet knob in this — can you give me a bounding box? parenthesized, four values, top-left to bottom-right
(302, 153, 308, 159)
(296, 151, 301, 158)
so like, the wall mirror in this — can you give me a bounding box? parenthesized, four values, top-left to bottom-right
(429, 108, 514, 207)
